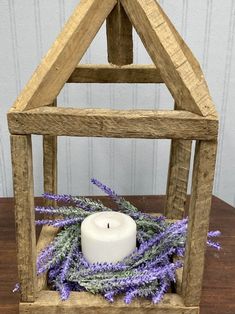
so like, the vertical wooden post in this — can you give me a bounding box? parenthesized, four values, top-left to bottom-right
(165, 101, 192, 219)
(106, 0, 133, 65)
(11, 135, 36, 302)
(37, 100, 58, 291)
(182, 140, 217, 306)
(164, 139, 192, 219)
(43, 100, 57, 206)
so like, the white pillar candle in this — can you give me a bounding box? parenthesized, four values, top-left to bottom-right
(81, 211, 137, 264)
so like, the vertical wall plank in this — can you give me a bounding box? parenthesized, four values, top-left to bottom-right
(0, 132, 7, 196)
(106, 0, 133, 65)
(214, 1, 235, 195)
(11, 135, 36, 302)
(182, 140, 217, 306)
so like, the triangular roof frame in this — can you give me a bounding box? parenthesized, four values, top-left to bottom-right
(10, 0, 217, 118)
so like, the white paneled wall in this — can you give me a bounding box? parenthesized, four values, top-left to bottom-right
(0, 1, 234, 206)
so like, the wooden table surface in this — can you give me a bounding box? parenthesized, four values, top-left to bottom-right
(0, 196, 235, 314)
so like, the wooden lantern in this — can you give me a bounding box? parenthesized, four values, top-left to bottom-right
(8, 0, 218, 313)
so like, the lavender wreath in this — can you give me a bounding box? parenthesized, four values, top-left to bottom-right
(33, 179, 221, 304)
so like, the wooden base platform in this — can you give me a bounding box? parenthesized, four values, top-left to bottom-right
(20, 291, 198, 314)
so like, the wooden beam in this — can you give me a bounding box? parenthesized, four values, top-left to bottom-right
(8, 107, 218, 140)
(182, 140, 217, 306)
(43, 136, 57, 199)
(174, 257, 183, 295)
(165, 139, 192, 219)
(165, 102, 193, 219)
(43, 101, 57, 207)
(156, 1, 203, 79)
(106, 1, 133, 65)
(68, 64, 163, 83)
(20, 291, 199, 314)
(10, 135, 36, 302)
(11, 0, 117, 112)
(121, 0, 217, 117)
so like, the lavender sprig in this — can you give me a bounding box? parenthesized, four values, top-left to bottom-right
(35, 217, 82, 228)
(12, 283, 20, 293)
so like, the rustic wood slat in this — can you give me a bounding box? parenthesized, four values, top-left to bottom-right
(165, 101, 192, 219)
(176, 267, 183, 295)
(106, 1, 133, 65)
(120, 0, 217, 117)
(43, 101, 57, 207)
(68, 64, 163, 83)
(164, 139, 192, 219)
(11, 0, 117, 112)
(43, 136, 57, 201)
(8, 107, 218, 140)
(20, 291, 199, 314)
(182, 140, 217, 306)
(10, 135, 36, 302)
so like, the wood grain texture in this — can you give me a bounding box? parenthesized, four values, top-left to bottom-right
(36, 226, 59, 292)
(10, 0, 117, 112)
(10, 135, 36, 302)
(43, 135, 57, 202)
(106, 1, 133, 65)
(43, 101, 57, 207)
(176, 267, 183, 295)
(165, 140, 192, 219)
(165, 101, 193, 219)
(182, 140, 217, 306)
(8, 108, 218, 140)
(68, 64, 163, 83)
(120, 0, 217, 117)
(20, 291, 199, 314)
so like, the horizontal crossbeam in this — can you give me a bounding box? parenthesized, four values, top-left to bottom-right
(8, 107, 218, 140)
(68, 64, 163, 83)
(20, 290, 198, 314)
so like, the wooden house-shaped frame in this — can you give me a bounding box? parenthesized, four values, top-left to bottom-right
(8, 0, 218, 313)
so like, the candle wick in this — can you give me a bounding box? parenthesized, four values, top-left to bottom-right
(107, 223, 110, 229)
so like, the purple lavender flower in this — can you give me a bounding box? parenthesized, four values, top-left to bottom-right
(91, 178, 119, 200)
(57, 282, 71, 301)
(208, 231, 221, 238)
(12, 283, 20, 293)
(131, 219, 187, 259)
(48, 264, 61, 281)
(124, 288, 137, 304)
(207, 240, 221, 250)
(35, 206, 56, 214)
(43, 193, 74, 204)
(104, 291, 115, 303)
(37, 243, 54, 271)
(35, 217, 82, 227)
(152, 282, 168, 304)
(60, 243, 77, 281)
